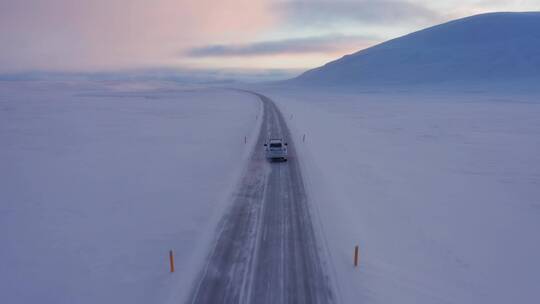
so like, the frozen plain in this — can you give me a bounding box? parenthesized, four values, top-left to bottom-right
(258, 85, 540, 304)
(1, 79, 540, 304)
(0, 81, 261, 304)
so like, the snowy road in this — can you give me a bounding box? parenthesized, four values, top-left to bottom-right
(188, 92, 334, 304)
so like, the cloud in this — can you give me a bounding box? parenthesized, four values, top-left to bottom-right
(186, 34, 379, 57)
(275, 0, 443, 26)
(0, 0, 276, 72)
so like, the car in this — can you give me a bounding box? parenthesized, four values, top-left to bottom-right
(264, 138, 288, 161)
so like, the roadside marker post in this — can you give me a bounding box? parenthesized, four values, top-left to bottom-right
(354, 246, 359, 267)
(302, 134, 306, 142)
(169, 250, 175, 273)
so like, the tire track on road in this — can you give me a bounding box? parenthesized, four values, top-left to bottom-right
(188, 91, 334, 304)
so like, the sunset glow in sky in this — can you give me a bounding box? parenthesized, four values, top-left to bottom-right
(1, 0, 539, 75)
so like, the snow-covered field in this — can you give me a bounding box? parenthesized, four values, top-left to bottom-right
(0, 81, 260, 304)
(2, 79, 539, 304)
(261, 86, 540, 304)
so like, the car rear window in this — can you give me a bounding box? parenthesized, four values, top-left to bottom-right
(270, 143, 282, 148)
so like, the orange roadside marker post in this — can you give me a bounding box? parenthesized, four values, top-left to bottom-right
(354, 245, 359, 267)
(169, 250, 175, 273)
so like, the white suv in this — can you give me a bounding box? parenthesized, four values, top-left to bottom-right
(264, 138, 288, 161)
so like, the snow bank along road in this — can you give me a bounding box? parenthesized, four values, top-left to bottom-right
(188, 91, 334, 304)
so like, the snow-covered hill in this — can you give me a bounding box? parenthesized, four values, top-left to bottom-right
(292, 12, 540, 86)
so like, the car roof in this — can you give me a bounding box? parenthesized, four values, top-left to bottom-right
(269, 139, 283, 143)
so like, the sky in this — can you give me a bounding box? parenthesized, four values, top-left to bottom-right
(0, 0, 539, 78)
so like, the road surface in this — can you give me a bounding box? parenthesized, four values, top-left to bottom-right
(188, 91, 334, 304)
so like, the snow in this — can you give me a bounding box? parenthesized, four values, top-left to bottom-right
(1, 77, 539, 304)
(2, 6, 540, 304)
(0, 80, 261, 304)
(257, 86, 540, 304)
(292, 12, 540, 86)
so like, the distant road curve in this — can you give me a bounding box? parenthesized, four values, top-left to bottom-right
(187, 90, 335, 304)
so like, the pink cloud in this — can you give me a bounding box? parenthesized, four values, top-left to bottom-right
(0, 0, 276, 72)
